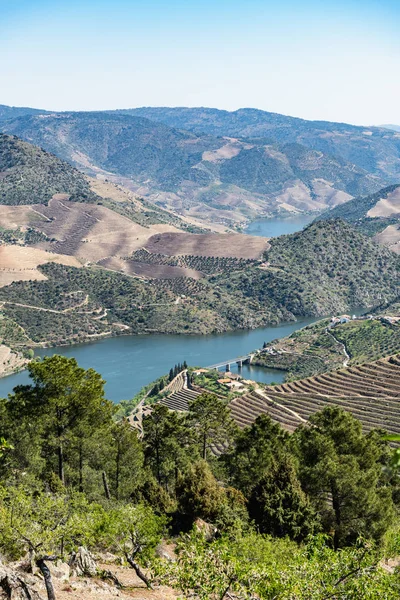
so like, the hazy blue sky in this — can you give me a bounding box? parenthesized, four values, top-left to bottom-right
(1, 0, 399, 125)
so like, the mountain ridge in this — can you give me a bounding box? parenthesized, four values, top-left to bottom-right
(1, 110, 385, 227)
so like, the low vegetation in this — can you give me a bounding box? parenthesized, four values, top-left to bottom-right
(0, 133, 99, 205)
(1, 355, 400, 598)
(253, 316, 400, 380)
(0, 219, 398, 350)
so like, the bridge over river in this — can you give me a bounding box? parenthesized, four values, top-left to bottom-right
(206, 353, 255, 371)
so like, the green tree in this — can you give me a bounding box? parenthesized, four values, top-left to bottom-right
(104, 503, 166, 589)
(248, 453, 318, 541)
(143, 404, 193, 489)
(107, 421, 144, 500)
(176, 459, 225, 522)
(294, 407, 395, 549)
(222, 414, 289, 495)
(187, 393, 237, 460)
(7, 355, 112, 486)
(0, 486, 71, 600)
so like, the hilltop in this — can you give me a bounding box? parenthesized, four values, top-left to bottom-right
(317, 184, 400, 252)
(0, 133, 99, 205)
(116, 106, 400, 181)
(1, 110, 385, 227)
(0, 103, 47, 122)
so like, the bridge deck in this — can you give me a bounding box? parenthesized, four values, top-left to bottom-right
(206, 354, 252, 369)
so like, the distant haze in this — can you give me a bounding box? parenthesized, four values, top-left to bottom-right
(380, 125, 400, 132)
(0, 0, 399, 126)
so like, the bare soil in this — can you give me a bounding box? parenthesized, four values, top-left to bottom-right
(367, 187, 400, 217)
(145, 231, 270, 259)
(0, 244, 81, 287)
(0, 343, 27, 377)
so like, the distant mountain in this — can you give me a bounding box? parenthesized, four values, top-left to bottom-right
(0, 104, 47, 123)
(117, 107, 400, 182)
(316, 183, 400, 253)
(380, 124, 400, 133)
(1, 111, 385, 227)
(0, 133, 203, 233)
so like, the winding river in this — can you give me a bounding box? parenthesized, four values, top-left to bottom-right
(0, 214, 315, 402)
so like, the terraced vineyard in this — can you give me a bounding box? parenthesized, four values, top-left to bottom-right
(230, 354, 400, 434)
(160, 388, 201, 411)
(128, 249, 257, 276)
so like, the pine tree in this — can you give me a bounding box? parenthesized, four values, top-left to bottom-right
(248, 453, 318, 541)
(7, 355, 112, 486)
(294, 406, 395, 548)
(187, 393, 237, 460)
(223, 414, 289, 496)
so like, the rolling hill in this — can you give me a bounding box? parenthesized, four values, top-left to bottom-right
(0, 111, 385, 227)
(0, 133, 99, 205)
(317, 184, 400, 253)
(1, 217, 399, 350)
(212, 219, 400, 317)
(115, 107, 400, 182)
(0, 104, 47, 123)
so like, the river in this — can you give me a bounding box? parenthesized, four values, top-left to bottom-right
(0, 317, 318, 402)
(245, 214, 315, 237)
(0, 215, 316, 402)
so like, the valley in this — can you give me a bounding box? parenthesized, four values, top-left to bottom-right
(1, 108, 391, 228)
(4, 1, 400, 596)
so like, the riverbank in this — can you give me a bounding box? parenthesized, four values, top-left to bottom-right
(0, 316, 319, 402)
(0, 344, 29, 379)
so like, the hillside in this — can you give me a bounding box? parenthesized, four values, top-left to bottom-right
(0, 111, 385, 226)
(317, 184, 400, 252)
(231, 354, 400, 435)
(162, 352, 400, 438)
(253, 314, 400, 381)
(0, 133, 99, 205)
(213, 219, 400, 317)
(0, 219, 398, 350)
(0, 103, 47, 122)
(117, 106, 400, 181)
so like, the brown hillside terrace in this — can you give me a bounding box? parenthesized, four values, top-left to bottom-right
(157, 355, 400, 439)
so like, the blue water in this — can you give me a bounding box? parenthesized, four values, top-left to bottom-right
(245, 214, 315, 237)
(0, 215, 319, 403)
(0, 317, 317, 403)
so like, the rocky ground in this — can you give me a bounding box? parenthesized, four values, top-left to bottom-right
(0, 343, 28, 378)
(0, 547, 179, 600)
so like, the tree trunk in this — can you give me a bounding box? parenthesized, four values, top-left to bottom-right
(202, 431, 207, 460)
(155, 440, 161, 485)
(36, 557, 57, 600)
(126, 554, 152, 589)
(115, 443, 120, 500)
(331, 480, 341, 551)
(57, 440, 64, 486)
(102, 471, 111, 500)
(78, 443, 83, 493)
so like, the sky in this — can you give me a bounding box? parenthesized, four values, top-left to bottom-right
(0, 0, 399, 126)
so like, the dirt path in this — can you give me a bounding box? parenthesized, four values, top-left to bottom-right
(1, 294, 90, 315)
(255, 386, 307, 423)
(326, 328, 350, 367)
